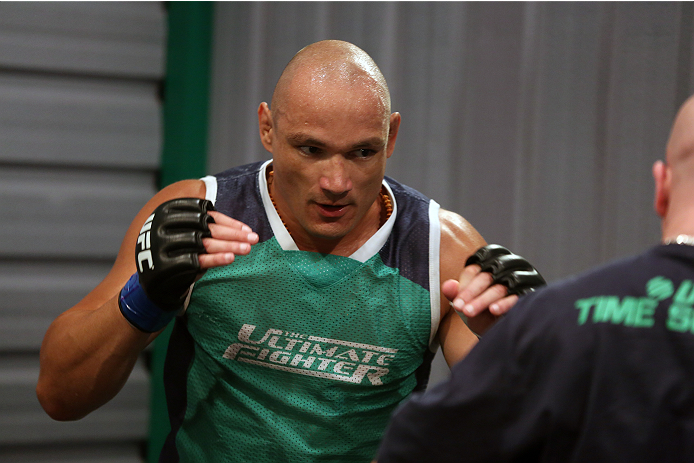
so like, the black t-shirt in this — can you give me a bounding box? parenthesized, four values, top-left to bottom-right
(377, 244, 694, 463)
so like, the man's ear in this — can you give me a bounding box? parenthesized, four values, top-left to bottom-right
(386, 112, 401, 159)
(258, 102, 273, 152)
(653, 160, 670, 218)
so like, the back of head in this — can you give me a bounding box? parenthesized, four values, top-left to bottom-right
(663, 96, 694, 230)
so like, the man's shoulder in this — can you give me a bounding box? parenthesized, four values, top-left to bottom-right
(523, 250, 651, 306)
(385, 175, 436, 234)
(384, 176, 431, 205)
(544, 246, 674, 298)
(504, 246, 673, 333)
(212, 160, 266, 181)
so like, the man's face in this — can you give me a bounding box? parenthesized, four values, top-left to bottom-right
(266, 80, 397, 245)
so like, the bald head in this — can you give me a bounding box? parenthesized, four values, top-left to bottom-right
(666, 95, 694, 170)
(655, 95, 694, 238)
(664, 95, 694, 202)
(271, 40, 391, 121)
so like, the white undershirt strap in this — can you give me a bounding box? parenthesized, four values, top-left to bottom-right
(428, 200, 442, 349)
(201, 175, 218, 204)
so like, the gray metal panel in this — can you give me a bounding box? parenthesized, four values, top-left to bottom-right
(0, 2, 166, 458)
(0, 356, 149, 445)
(0, 2, 165, 78)
(0, 74, 161, 168)
(1, 444, 143, 463)
(0, 261, 113, 351)
(0, 167, 157, 259)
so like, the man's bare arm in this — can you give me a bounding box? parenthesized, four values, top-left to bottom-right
(436, 209, 488, 366)
(436, 208, 545, 365)
(36, 180, 258, 420)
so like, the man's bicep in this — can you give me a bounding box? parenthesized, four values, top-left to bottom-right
(438, 209, 486, 274)
(437, 307, 479, 366)
(435, 208, 486, 365)
(437, 209, 486, 303)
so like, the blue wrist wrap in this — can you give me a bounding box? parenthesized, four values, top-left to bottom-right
(119, 273, 176, 333)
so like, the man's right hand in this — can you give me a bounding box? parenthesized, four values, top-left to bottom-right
(119, 198, 259, 332)
(137, 198, 215, 310)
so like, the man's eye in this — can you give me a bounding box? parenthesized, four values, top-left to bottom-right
(354, 149, 376, 158)
(299, 146, 321, 155)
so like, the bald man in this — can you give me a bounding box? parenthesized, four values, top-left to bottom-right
(36, 41, 542, 462)
(376, 95, 694, 463)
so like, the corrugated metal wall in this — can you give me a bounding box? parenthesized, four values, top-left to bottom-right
(0, 3, 166, 462)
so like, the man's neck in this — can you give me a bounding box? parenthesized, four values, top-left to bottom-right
(288, 199, 383, 257)
(661, 215, 694, 245)
(266, 167, 387, 257)
(663, 234, 694, 246)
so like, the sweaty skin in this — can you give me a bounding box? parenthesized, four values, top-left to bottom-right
(37, 40, 516, 424)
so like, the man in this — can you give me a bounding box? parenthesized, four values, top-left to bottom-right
(376, 95, 694, 463)
(37, 40, 541, 462)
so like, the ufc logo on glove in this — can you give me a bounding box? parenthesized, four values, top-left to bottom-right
(137, 213, 155, 273)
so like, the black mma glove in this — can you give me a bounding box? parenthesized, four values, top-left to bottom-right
(119, 198, 215, 332)
(465, 244, 545, 296)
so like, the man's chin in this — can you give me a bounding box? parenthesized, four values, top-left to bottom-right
(308, 229, 349, 241)
(306, 222, 353, 241)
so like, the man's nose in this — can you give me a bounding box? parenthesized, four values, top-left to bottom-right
(319, 157, 353, 197)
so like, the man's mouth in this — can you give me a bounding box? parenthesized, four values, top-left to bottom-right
(316, 203, 348, 218)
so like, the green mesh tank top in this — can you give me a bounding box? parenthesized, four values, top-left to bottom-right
(160, 161, 441, 462)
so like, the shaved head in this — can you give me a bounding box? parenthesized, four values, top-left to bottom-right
(271, 40, 391, 122)
(256, 40, 401, 254)
(666, 95, 694, 174)
(655, 95, 694, 238)
(664, 95, 694, 208)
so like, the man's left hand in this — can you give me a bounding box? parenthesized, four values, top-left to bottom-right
(443, 245, 545, 335)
